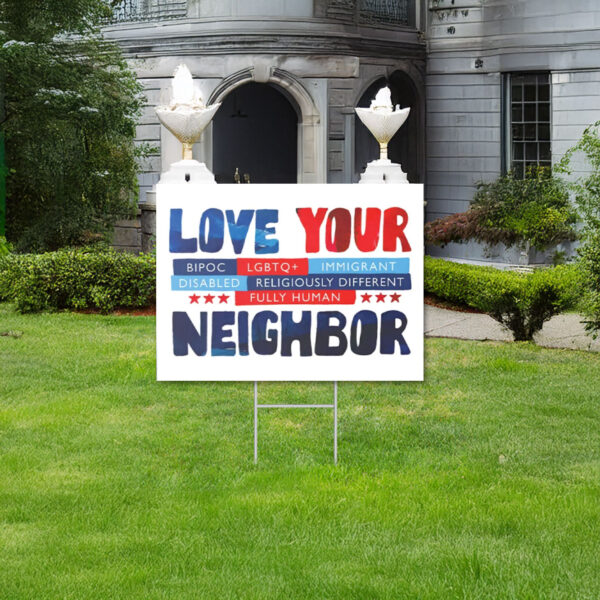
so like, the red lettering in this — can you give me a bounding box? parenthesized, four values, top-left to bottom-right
(383, 208, 411, 252)
(354, 208, 381, 252)
(296, 208, 327, 253)
(325, 209, 352, 253)
(297, 206, 411, 253)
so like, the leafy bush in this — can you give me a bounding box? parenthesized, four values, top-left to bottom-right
(558, 121, 600, 336)
(576, 229, 600, 334)
(0, 249, 155, 313)
(426, 168, 578, 252)
(0, 252, 23, 301)
(425, 257, 582, 341)
(0, 236, 11, 257)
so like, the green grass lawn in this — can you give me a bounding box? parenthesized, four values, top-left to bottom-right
(1, 303, 599, 599)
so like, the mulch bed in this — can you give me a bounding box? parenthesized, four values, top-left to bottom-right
(424, 294, 482, 314)
(75, 306, 156, 317)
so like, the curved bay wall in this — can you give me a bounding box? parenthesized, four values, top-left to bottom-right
(105, 16, 425, 198)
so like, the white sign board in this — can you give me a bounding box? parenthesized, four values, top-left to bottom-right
(157, 184, 423, 381)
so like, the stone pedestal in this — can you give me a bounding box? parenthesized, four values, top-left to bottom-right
(359, 159, 408, 184)
(140, 201, 156, 253)
(159, 159, 217, 185)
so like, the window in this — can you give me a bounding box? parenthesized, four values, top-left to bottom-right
(111, 0, 187, 23)
(504, 73, 551, 178)
(326, 1, 414, 27)
(360, 0, 411, 26)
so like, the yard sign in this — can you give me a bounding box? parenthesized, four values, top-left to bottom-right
(157, 184, 423, 381)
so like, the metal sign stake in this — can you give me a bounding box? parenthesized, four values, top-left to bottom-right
(253, 381, 338, 465)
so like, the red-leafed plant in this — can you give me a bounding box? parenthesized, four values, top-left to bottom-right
(425, 167, 578, 252)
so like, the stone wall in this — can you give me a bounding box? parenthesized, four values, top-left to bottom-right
(111, 211, 142, 253)
(111, 203, 156, 254)
(426, 71, 502, 222)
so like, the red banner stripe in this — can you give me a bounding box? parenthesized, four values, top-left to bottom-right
(237, 258, 309, 276)
(236, 290, 356, 306)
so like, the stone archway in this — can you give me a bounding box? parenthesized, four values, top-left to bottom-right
(208, 67, 323, 183)
(354, 70, 425, 184)
(212, 82, 299, 184)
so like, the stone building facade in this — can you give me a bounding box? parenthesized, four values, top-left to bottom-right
(105, 0, 427, 198)
(106, 0, 600, 263)
(426, 0, 600, 263)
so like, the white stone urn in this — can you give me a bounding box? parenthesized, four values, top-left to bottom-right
(355, 87, 411, 184)
(155, 64, 221, 184)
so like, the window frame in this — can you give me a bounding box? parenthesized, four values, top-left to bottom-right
(501, 72, 552, 178)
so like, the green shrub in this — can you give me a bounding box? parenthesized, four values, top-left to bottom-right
(426, 167, 578, 252)
(577, 229, 600, 335)
(0, 249, 155, 313)
(0, 252, 24, 301)
(425, 257, 582, 341)
(0, 236, 12, 257)
(558, 120, 600, 337)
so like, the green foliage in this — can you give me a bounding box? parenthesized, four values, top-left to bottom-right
(424, 257, 582, 341)
(576, 229, 600, 335)
(558, 121, 600, 336)
(426, 168, 578, 252)
(0, 235, 11, 256)
(0, 251, 24, 300)
(0, 0, 147, 251)
(0, 248, 155, 313)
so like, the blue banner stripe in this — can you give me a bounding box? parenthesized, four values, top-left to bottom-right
(171, 276, 248, 291)
(247, 274, 411, 291)
(173, 259, 238, 275)
(308, 258, 410, 275)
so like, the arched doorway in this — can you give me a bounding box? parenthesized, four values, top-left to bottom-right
(354, 71, 423, 183)
(212, 82, 299, 184)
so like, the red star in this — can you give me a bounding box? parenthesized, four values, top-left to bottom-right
(218, 294, 229, 304)
(390, 293, 402, 302)
(204, 294, 215, 304)
(376, 293, 387, 303)
(361, 293, 372, 303)
(189, 294, 200, 304)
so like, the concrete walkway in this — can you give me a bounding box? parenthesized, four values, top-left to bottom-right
(425, 305, 600, 352)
